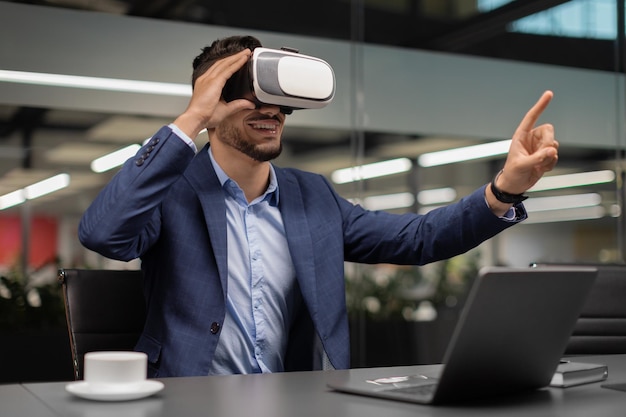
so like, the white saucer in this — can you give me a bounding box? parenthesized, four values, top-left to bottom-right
(65, 380, 164, 401)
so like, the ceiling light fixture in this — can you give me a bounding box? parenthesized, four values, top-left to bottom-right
(0, 69, 191, 96)
(357, 187, 457, 211)
(523, 206, 606, 224)
(363, 192, 415, 211)
(417, 187, 457, 205)
(528, 170, 615, 192)
(24, 173, 70, 200)
(91, 144, 142, 173)
(418, 140, 511, 167)
(331, 158, 412, 184)
(0, 189, 26, 210)
(523, 193, 602, 213)
(0, 173, 70, 210)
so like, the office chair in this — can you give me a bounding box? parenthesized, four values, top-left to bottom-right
(531, 263, 626, 355)
(58, 268, 146, 380)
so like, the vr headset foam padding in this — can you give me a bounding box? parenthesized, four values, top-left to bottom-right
(223, 47, 335, 114)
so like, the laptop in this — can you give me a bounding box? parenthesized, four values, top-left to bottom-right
(327, 266, 598, 405)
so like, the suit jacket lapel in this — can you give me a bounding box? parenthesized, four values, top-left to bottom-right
(275, 167, 318, 313)
(184, 144, 229, 298)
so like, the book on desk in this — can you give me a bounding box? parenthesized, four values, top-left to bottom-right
(550, 361, 608, 388)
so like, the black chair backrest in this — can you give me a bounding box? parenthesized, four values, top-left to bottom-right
(531, 263, 626, 355)
(58, 268, 146, 380)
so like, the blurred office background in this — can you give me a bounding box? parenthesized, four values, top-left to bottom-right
(1, 0, 625, 379)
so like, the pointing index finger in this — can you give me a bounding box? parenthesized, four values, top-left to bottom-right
(517, 90, 553, 132)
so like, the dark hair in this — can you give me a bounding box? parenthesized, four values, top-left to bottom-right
(191, 35, 262, 88)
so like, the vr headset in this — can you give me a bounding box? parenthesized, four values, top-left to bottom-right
(223, 47, 335, 114)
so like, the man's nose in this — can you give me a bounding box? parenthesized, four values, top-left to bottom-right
(257, 104, 281, 116)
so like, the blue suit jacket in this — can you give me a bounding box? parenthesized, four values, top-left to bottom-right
(79, 126, 524, 377)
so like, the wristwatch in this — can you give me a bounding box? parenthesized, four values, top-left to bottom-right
(490, 170, 528, 204)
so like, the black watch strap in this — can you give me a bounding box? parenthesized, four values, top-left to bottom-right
(490, 170, 528, 204)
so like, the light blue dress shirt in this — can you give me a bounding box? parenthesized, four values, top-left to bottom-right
(168, 124, 302, 374)
(206, 148, 302, 374)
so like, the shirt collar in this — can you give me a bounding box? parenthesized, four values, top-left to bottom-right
(208, 147, 279, 206)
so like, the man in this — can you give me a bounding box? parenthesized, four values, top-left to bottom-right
(79, 35, 558, 377)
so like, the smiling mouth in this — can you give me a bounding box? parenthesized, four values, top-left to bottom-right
(251, 123, 277, 132)
(248, 121, 280, 135)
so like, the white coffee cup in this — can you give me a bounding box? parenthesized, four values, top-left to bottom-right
(84, 351, 148, 390)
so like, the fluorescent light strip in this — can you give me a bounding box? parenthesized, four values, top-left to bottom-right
(417, 187, 457, 205)
(418, 140, 511, 167)
(91, 144, 142, 173)
(0, 70, 191, 96)
(523, 193, 602, 213)
(0, 173, 70, 210)
(358, 187, 457, 211)
(363, 192, 415, 211)
(523, 206, 606, 224)
(24, 173, 70, 199)
(528, 170, 615, 192)
(0, 189, 26, 210)
(331, 158, 412, 184)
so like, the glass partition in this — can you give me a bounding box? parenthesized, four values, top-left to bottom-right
(342, 0, 626, 366)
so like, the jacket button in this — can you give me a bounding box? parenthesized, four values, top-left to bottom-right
(210, 322, 221, 334)
(135, 158, 145, 166)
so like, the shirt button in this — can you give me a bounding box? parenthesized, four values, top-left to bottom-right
(210, 322, 221, 334)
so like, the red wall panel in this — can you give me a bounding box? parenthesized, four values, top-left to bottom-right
(0, 216, 58, 269)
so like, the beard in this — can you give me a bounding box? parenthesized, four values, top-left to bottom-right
(216, 123, 283, 162)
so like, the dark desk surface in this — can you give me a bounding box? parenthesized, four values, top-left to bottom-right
(6, 355, 626, 417)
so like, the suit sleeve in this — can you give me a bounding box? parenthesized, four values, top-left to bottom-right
(78, 126, 195, 261)
(337, 183, 526, 265)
